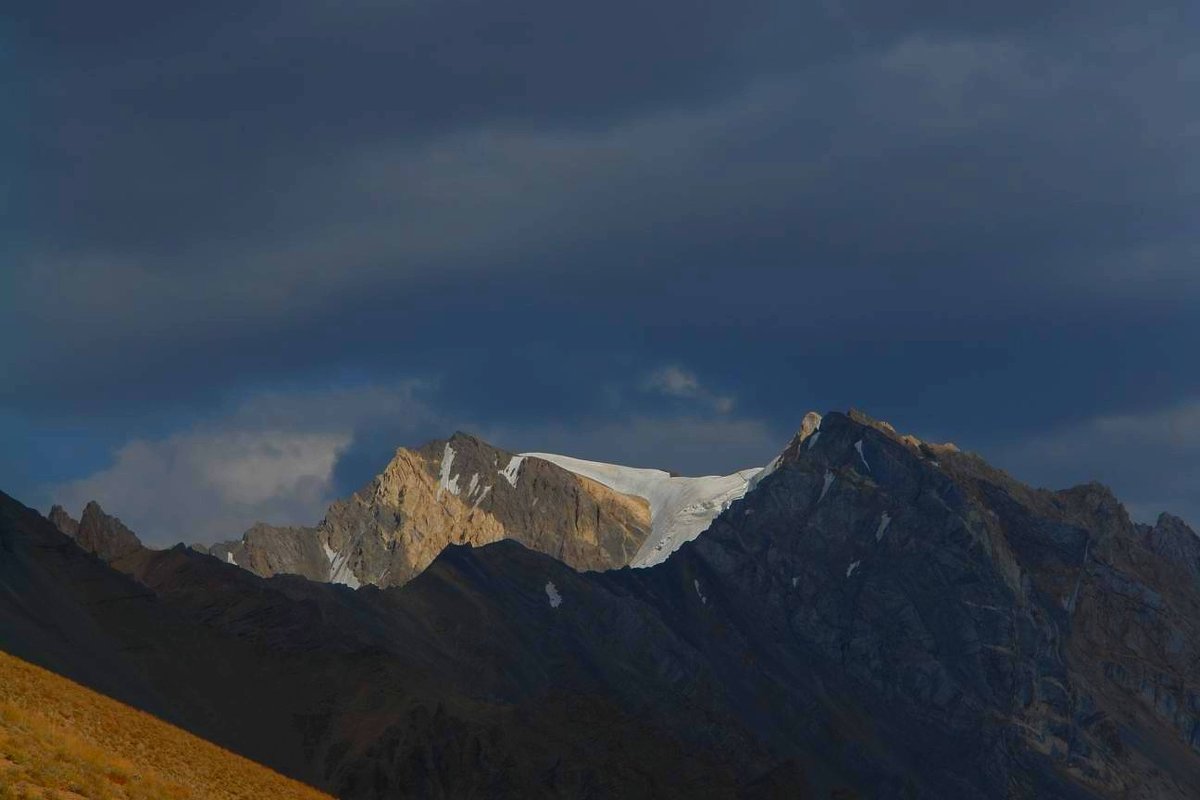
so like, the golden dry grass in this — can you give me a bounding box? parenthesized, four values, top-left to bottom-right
(0, 649, 332, 800)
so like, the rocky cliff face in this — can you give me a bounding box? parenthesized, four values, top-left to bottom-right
(672, 409, 1200, 797)
(522, 452, 763, 567)
(1142, 513, 1200, 587)
(211, 523, 328, 582)
(48, 501, 143, 564)
(47, 505, 79, 538)
(209, 432, 652, 588)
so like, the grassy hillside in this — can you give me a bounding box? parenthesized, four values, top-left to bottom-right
(0, 649, 331, 800)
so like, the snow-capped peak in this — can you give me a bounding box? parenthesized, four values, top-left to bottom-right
(522, 452, 763, 567)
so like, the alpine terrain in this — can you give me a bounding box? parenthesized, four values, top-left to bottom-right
(3, 410, 1199, 798)
(193, 432, 764, 587)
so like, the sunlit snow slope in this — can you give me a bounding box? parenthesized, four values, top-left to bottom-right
(522, 453, 762, 566)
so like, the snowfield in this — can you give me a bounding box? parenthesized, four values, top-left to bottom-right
(523, 452, 763, 567)
(323, 539, 361, 589)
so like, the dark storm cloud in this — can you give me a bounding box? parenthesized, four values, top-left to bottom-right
(5, 1, 1199, 532)
(16, 0, 1151, 255)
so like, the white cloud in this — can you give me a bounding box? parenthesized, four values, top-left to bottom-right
(50, 380, 445, 545)
(55, 430, 350, 546)
(645, 366, 703, 398)
(43, 373, 784, 545)
(712, 396, 736, 414)
(643, 365, 736, 415)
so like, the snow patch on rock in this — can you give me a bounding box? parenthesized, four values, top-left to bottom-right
(437, 444, 461, 499)
(323, 540, 360, 589)
(545, 581, 563, 608)
(747, 454, 782, 493)
(471, 485, 492, 509)
(875, 512, 892, 542)
(855, 440, 871, 472)
(499, 455, 525, 488)
(819, 470, 835, 503)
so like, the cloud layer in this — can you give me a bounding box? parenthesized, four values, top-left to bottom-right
(56, 430, 351, 544)
(9, 1, 1198, 417)
(7, 1, 1199, 537)
(47, 372, 782, 544)
(49, 380, 446, 543)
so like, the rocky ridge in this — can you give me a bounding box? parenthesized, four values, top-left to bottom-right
(49, 501, 143, 564)
(18, 409, 1200, 798)
(207, 432, 653, 587)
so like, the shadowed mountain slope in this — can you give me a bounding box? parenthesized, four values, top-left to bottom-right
(7, 410, 1200, 798)
(4, 491, 765, 797)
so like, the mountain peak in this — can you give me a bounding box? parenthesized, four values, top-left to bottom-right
(846, 406, 891, 430)
(797, 410, 822, 440)
(1156, 511, 1196, 535)
(1144, 511, 1200, 580)
(523, 451, 764, 567)
(48, 504, 80, 538)
(211, 431, 655, 588)
(75, 501, 144, 563)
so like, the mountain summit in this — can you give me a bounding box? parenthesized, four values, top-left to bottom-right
(48, 500, 143, 564)
(207, 432, 666, 587)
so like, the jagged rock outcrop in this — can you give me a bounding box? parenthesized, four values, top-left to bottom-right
(48, 501, 143, 564)
(47, 504, 79, 538)
(210, 432, 653, 588)
(1143, 513, 1200, 585)
(748, 410, 824, 488)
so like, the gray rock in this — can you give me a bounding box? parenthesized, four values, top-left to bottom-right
(45, 502, 144, 565)
(47, 504, 79, 538)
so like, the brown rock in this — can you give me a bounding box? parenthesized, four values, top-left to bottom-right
(213, 432, 652, 588)
(75, 502, 144, 563)
(47, 505, 79, 538)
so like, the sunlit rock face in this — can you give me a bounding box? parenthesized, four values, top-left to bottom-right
(209, 432, 652, 588)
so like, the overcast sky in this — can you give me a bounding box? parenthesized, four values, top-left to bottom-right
(5, 1, 1198, 544)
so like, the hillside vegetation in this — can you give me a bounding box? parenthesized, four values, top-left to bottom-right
(0, 649, 331, 800)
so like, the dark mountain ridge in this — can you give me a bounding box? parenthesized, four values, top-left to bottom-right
(5, 410, 1200, 798)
